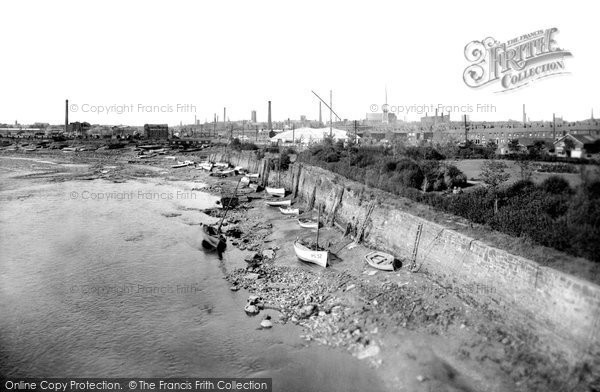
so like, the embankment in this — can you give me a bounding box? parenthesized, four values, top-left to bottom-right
(219, 151, 600, 361)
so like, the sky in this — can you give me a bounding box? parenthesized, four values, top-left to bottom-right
(1, 0, 598, 126)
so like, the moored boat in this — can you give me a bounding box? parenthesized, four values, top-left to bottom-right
(266, 187, 285, 197)
(293, 240, 328, 268)
(201, 224, 226, 252)
(298, 218, 318, 229)
(247, 173, 259, 179)
(364, 251, 395, 271)
(279, 207, 299, 215)
(266, 199, 291, 207)
(210, 168, 236, 177)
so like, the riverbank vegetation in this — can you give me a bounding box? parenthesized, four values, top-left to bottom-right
(297, 139, 600, 263)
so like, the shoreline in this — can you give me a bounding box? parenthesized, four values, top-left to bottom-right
(1, 148, 597, 392)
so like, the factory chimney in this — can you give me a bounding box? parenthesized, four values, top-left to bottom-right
(65, 99, 69, 132)
(224, 107, 226, 124)
(522, 104, 526, 126)
(268, 101, 272, 131)
(319, 102, 322, 125)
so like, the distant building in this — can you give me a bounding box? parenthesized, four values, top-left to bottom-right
(144, 124, 169, 139)
(554, 133, 600, 158)
(251, 110, 257, 123)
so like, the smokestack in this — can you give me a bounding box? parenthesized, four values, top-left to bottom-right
(523, 104, 526, 125)
(224, 107, 227, 124)
(319, 102, 322, 124)
(268, 101, 272, 131)
(65, 99, 69, 132)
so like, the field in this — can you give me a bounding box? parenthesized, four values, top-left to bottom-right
(449, 159, 597, 187)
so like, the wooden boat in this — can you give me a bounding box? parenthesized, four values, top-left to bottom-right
(210, 168, 236, 177)
(197, 162, 213, 171)
(266, 187, 285, 197)
(266, 199, 291, 207)
(217, 196, 239, 210)
(293, 240, 328, 268)
(171, 161, 191, 168)
(201, 224, 226, 252)
(279, 207, 299, 215)
(364, 251, 395, 271)
(298, 218, 318, 229)
(214, 162, 229, 169)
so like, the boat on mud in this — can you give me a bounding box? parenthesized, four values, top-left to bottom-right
(201, 224, 226, 252)
(265, 187, 285, 197)
(279, 207, 299, 215)
(293, 240, 328, 268)
(171, 160, 194, 168)
(298, 218, 319, 229)
(197, 162, 213, 171)
(210, 168, 236, 177)
(266, 199, 291, 207)
(364, 251, 395, 271)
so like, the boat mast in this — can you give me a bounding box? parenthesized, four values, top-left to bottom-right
(315, 205, 321, 250)
(217, 177, 242, 232)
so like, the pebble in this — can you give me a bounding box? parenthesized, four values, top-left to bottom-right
(417, 375, 426, 382)
(244, 304, 259, 315)
(260, 316, 273, 329)
(356, 344, 380, 360)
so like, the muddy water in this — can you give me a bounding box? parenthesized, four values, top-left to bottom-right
(0, 168, 388, 392)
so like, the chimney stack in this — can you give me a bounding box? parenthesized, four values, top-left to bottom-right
(224, 107, 226, 124)
(523, 104, 526, 125)
(268, 101, 272, 131)
(65, 99, 69, 132)
(319, 102, 322, 124)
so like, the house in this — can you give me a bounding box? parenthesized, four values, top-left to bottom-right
(554, 134, 600, 158)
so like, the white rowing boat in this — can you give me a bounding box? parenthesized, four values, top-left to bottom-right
(293, 240, 328, 268)
(298, 218, 318, 229)
(266, 187, 285, 197)
(279, 207, 299, 215)
(364, 251, 395, 271)
(201, 224, 226, 252)
(266, 199, 291, 207)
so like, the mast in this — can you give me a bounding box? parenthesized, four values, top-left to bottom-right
(315, 205, 321, 250)
(217, 177, 243, 232)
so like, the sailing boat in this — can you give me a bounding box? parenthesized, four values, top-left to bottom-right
(266, 155, 285, 197)
(202, 178, 242, 252)
(293, 206, 328, 268)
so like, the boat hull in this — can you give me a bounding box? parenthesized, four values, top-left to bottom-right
(266, 187, 285, 197)
(266, 199, 291, 207)
(279, 207, 299, 215)
(364, 251, 394, 271)
(202, 225, 226, 252)
(298, 219, 318, 229)
(293, 241, 328, 268)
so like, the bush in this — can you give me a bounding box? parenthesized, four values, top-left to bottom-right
(539, 176, 572, 195)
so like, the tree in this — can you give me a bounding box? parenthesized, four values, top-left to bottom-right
(508, 139, 521, 153)
(480, 160, 510, 214)
(516, 159, 533, 181)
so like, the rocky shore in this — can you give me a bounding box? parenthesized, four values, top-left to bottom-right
(1, 146, 597, 392)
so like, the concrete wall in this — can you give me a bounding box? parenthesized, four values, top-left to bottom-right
(221, 151, 600, 360)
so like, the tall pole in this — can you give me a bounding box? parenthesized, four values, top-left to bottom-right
(329, 90, 333, 137)
(463, 114, 468, 143)
(553, 113, 556, 140)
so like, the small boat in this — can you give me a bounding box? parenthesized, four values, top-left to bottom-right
(279, 207, 299, 215)
(171, 161, 191, 168)
(24, 147, 37, 152)
(240, 177, 251, 187)
(217, 196, 239, 210)
(234, 166, 247, 174)
(364, 251, 395, 271)
(197, 162, 213, 171)
(293, 240, 328, 268)
(201, 224, 226, 252)
(139, 154, 157, 159)
(247, 173, 259, 179)
(210, 169, 236, 177)
(266, 187, 285, 197)
(266, 199, 291, 207)
(298, 218, 319, 229)
(214, 162, 229, 169)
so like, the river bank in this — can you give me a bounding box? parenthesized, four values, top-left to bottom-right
(1, 148, 597, 392)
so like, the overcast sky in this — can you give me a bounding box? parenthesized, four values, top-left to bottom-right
(1, 0, 597, 126)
